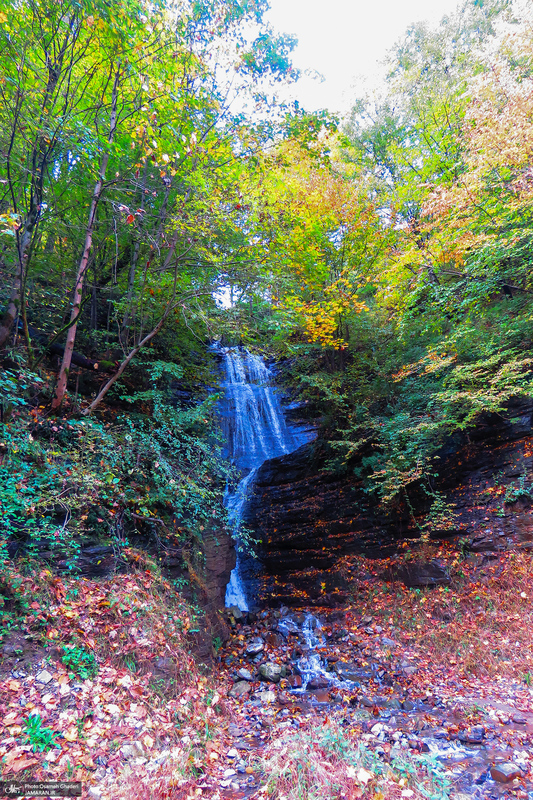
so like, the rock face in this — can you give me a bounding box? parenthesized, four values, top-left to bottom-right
(245, 399, 533, 607)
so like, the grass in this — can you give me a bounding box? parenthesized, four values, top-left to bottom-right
(22, 714, 60, 753)
(113, 746, 201, 800)
(250, 720, 451, 800)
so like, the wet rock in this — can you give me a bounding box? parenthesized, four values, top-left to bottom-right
(387, 698, 403, 710)
(307, 675, 329, 690)
(490, 763, 522, 783)
(237, 668, 253, 681)
(381, 637, 397, 648)
(259, 663, 282, 683)
(334, 662, 371, 682)
(512, 713, 527, 724)
(459, 726, 484, 744)
(265, 632, 281, 646)
(287, 675, 302, 688)
(360, 696, 374, 708)
(229, 681, 252, 698)
(246, 640, 264, 657)
(228, 606, 244, 620)
(402, 700, 415, 711)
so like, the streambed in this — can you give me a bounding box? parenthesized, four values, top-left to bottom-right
(222, 607, 533, 799)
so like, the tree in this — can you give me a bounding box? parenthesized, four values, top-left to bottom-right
(0, 0, 299, 410)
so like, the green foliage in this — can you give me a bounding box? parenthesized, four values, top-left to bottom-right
(61, 644, 99, 679)
(22, 713, 60, 753)
(0, 356, 229, 569)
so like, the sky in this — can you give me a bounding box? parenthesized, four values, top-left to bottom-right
(265, 0, 463, 114)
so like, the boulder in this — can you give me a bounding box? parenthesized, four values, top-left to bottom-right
(490, 763, 522, 783)
(229, 681, 252, 698)
(382, 559, 450, 587)
(245, 640, 264, 657)
(307, 675, 329, 690)
(259, 663, 282, 683)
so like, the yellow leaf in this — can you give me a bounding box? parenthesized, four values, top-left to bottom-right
(63, 727, 78, 742)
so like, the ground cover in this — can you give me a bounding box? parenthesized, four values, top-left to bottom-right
(1, 545, 533, 799)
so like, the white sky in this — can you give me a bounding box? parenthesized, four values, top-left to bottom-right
(266, 0, 463, 114)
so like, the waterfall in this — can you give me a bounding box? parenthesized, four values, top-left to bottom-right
(218, 347, 311, 611)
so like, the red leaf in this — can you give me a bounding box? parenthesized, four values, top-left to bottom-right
(126, 214, 135, 224)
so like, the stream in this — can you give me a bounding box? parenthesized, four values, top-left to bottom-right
(225, 607, 533, 799)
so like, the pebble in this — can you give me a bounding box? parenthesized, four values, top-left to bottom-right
(237, 668, 253, 681)
(36, 669, 53, 684)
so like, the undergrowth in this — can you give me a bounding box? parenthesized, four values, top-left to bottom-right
(252, 721, 450, 800)
(346, 548, 533, 678)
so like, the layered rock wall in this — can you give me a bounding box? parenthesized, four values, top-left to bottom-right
(246, 400, 533, 606)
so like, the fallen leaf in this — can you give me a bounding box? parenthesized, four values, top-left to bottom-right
(9, 757, 39, 773)
(63, 728, 78, 742)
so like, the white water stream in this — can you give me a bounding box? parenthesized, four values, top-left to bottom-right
(218, 347, 312, 611)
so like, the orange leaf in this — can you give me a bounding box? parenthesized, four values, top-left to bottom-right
(126, 214, 135, 224)
(9, 756, 39, 773)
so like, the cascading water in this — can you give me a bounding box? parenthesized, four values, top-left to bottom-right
(278, 613, 339, 692)
(217, 346, 312, 611)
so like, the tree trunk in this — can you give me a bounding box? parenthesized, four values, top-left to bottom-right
(0, 207, 39, 348)
(0, 28, 74, 349)
(81, 314, 168, 416)
(82, 232, 182, 414)
(51, 68, 120, 411)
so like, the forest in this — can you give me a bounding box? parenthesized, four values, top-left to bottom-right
(1, 0, 533, 797)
